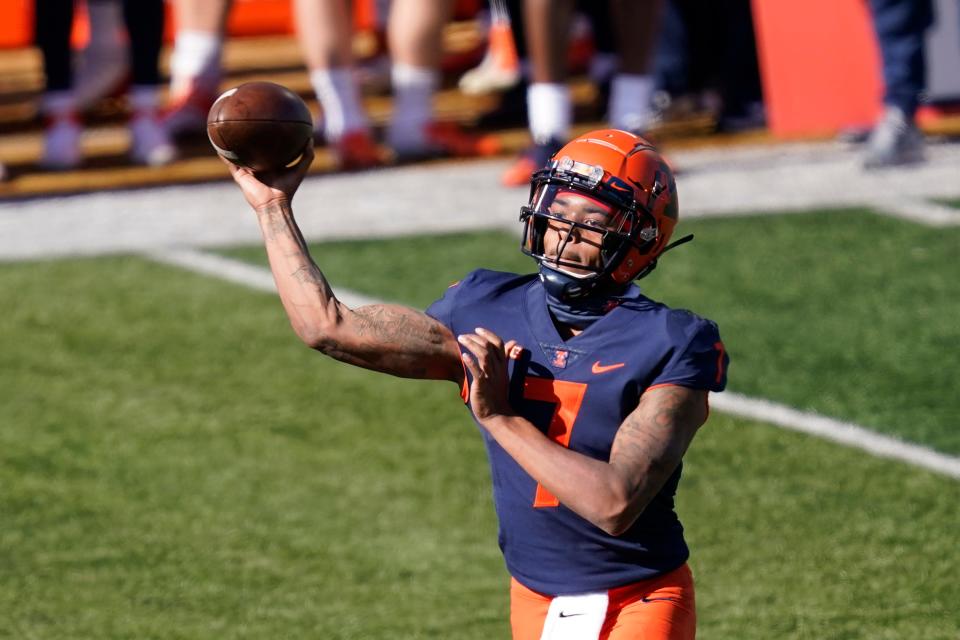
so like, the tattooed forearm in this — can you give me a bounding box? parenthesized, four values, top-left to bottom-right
(609, 386, 708, 507)
(335, 305, 459, 379)
(252, 200, 462, 381)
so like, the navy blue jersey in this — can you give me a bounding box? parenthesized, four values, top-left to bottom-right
(426, 269, 728, 596)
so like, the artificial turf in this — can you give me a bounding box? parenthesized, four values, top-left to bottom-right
(2, 216, 957, 637)
(222, 207, 960, 453)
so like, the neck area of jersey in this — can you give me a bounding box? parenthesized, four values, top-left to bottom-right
(539, 264, 630, 328)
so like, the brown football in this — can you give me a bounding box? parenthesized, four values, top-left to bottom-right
(207, 82, 313, 171)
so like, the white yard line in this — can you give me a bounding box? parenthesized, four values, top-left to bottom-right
(144, 247, 381, 308)
(867, 198, 960, 226)
(146, 247, 960, 481)
(711, 392, 960, 479)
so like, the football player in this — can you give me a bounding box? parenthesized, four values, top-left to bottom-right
(224, 128, 728, 640)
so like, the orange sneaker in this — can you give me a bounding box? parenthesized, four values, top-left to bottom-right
(424, 121, 501, 157)
(500, 138, 564, 187)
(391, 121, 502, 162)
(334, 129, 384, 170)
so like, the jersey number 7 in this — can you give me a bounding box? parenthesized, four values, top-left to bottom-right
(523, 377, 588, 508)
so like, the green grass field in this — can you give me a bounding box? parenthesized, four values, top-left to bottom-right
(2, 208, 958, 638)
(223, 208, 960, 453)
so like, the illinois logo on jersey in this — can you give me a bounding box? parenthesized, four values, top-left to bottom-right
(549, 348, 569, 369)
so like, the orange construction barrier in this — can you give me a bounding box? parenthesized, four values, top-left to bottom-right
(751, 0, 884, 137)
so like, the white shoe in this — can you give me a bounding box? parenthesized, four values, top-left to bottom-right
(130, 113, 177, 166)
(863, 106, 925, 169)
(458, 19, 520, 95)
(41, 117, 82, 170)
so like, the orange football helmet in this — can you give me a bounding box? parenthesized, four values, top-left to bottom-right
(520, 129, 688, 300)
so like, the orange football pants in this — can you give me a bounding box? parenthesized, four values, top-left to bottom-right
(510, 563, 696, 640)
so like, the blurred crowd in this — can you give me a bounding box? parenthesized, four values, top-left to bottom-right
(0, 0, 941, 184)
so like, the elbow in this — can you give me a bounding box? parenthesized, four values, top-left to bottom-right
(597, 514, 636, 538)
(595, 494, 647, 537)
(290, 318, 336, 352)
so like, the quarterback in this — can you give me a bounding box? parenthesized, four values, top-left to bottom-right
(225, 129, 728, 640)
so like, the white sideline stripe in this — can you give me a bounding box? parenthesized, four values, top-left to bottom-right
(145, 247, 960, 481)
(711, 392, 960, 479)
(144, 247, 382, 309)
(869, 198, 960, 227)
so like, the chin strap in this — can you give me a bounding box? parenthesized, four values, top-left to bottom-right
(539, 265, 629, 328)
(538, 233, 695, 326)
(663, 233, 695, 253)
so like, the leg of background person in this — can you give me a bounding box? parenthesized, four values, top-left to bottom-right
(863, 0, 933, 167)
(75, 0, 130, 111)
(651, 0, 690, 119)
(35, 0, 82, 169)
(386, 0, 499, 159)
(714, 0, 764, 132)
(676, 0, 722, 119)
(578, 0, 618, 117)
(35, 0, 73, 93)
(385, 0, 452, 154)
(122, 0, 176, 166)
(293, 0, 380, 168)
(499, 0, 573, 186)
(164, 0, 233, 136)
(871, 0, 933, 120)
(607, 0, 662, 134)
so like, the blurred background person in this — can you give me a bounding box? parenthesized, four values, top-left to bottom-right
(294, 0, 383, 169)
(500, 0, 663, 187)
(862, 0, 934, 168)
(166, 0, 498, 166)
(383, 0, 500, 160)
(72, 0, 129, 112)
(651, 0, 764, 134)
(35, 0, 175, 169)
(163, 0, 233, 139)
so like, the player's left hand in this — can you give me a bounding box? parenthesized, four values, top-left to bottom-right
(457, 327, 518, 423)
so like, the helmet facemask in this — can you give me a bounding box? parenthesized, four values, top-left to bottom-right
(520, 165, 660, 300)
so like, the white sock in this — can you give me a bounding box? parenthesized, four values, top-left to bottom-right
(86, 1, 126, 49)
(387, 63, 438, 150)
(170, 30, 223, 96)
(310, 68, 369, 141)
(527, 82, 571, 145)
(609, 73, 655, 134)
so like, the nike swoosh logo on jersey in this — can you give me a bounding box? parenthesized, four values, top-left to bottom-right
(558, 611, 585, 618)
(591, 361, 625, 374)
